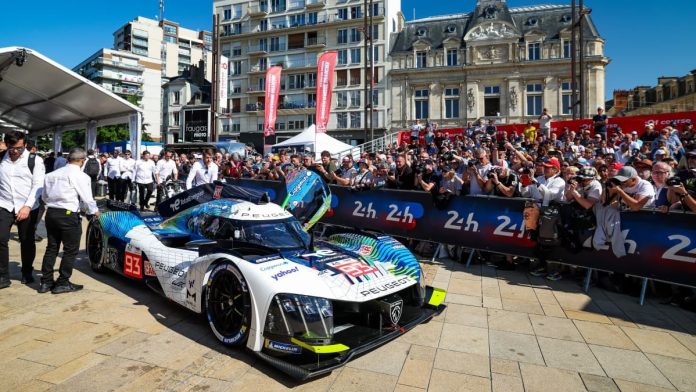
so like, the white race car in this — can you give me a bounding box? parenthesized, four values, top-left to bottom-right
(86, 170, 446, 379)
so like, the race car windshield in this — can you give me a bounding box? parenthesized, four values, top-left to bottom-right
(201, 216, 310, 250)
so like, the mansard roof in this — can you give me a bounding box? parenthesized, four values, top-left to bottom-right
(390, 4, 601, 54)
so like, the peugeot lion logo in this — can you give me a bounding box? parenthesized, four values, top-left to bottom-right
(389, 299, 403, 325)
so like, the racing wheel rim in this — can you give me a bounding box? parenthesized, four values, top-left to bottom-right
(206, 263, 252, 346)
(86, 220, 105, 271)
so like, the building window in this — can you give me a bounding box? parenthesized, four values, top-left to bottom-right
(446, 49, 458, 66)
(445, 88, 459, 119)
(289, 13, 305, 26)
(337, 49, 348, 65)
(288, 120, 305, 130)
(270, 37, 282, 51)
(350, 112, 361, 128)
(526, 83, 543, 116)
(232, 61, 242, 75)
(164, 35, 177, 44)
(349, 90, 361, 108)
(337, 8, 348, 20)
(307, 72, 316, 87)
(172, 112, 180, 126)
(307, 93, 316, 106)
(351, 6, 362, 19)
(271, 0, 285, 13)
(350, 28, 361, 43)
(259, 38, 268, 52)
(259, 19, 268, 31)
(337, 29, 348, 44)
(308, 12, 318, 24)
(367, 46, 379, 62)
(232, 46, 242, 56)
(337, 113, 348, 128)
(172, 91, 180, 105)
(528, 42, 541, 61)
(563, 40, 571, 59)
(288, 74, 305, 89)
(164, 25, 178, 35)
(526, 83, 543, 93)
(336, 91, 347, 108)
(307, 114, 315, 126)
(416, 51, 427, 68)
(415, 89, 429, 119)
(561, 81, 572, 115)
(350, 48, 361, 64)
(484, 86, 500, 95)
(223, 8, 232, 20)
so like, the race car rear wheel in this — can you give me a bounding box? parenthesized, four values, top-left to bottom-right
(205, 263, 252, 346)
(86, 218, 106, 272)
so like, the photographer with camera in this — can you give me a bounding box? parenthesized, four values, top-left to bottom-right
(387, 154, 415, 190)
(485, 166, 520, 198)
(350, 159, 374, 190)
(467, 148, 492, 196)
(666, 150, 696, 212)
(332, 156, 357, 186)
(414, 160, 441, 193)
(521, 157, 566, 206)
(605, 166, 654, 211)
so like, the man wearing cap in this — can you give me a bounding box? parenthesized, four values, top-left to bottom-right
(332, 156, 357, 186)
(607, 166, 654, 211)
(521, 157, 566, 206)
(592, 107, 608, 140)
(633, 159, 653, 181)
(565, 167, 602, 210)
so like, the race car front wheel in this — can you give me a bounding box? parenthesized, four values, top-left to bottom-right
(86, 218, 105, 272)
(205, 263, 252, 346)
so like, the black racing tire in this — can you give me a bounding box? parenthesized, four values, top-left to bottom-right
(205, 263, 252, 346)
(86, 218, 106, 272)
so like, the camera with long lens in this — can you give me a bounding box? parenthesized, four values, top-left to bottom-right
(605, 177, 622, 189)
(441, 151, 454, 162)
(414, 163, 426, 175)
(467, 159, 479, 168)
(666, 177, 683, 187)
(486, 167, 502, 179)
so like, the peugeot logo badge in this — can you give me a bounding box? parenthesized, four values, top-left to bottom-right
(389, 299, 403, 325)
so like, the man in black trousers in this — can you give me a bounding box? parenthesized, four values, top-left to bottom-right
(39, 148, 99, 294)
(0, 131, 45, 288)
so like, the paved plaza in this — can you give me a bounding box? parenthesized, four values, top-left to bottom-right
(1, 224, 695, 392)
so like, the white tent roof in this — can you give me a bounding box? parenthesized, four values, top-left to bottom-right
(0, 47, 141, 135)
(273, 125, 355, 158)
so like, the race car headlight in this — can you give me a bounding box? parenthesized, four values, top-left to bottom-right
(264, 294, 334, 344)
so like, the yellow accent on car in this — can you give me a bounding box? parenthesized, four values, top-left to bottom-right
(428, 288, 446, 306)
(290, 338, 349, 354)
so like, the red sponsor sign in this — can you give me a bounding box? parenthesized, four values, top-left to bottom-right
(315, 51, 337, 133)
(263, 66, 282, 137)
(124, 251, 143, 279)
(397, 111, 696, 146)
(332, 259, 378, 278)
(213, 185, 223, 199)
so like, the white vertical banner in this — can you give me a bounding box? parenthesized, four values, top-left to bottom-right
(129, 112, 142, 157)
(219, 55, 229, 110)
(86, 121, 97, 151)
(53, 126, 63, 153)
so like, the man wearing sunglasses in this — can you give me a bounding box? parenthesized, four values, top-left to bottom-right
(0, 131, 45, 288)
(186, 152, 218, 189)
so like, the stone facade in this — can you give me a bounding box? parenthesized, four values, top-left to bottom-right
(609, 71, 696, 116)
(388, 0, 609, 131)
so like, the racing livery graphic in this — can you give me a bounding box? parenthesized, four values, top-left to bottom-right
(86, 171, 446, 380)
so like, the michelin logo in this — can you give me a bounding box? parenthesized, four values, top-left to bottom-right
(264, 339, 302, 354)
(270, 266, 299, 281)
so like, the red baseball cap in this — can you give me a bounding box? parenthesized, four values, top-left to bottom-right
(542, 157, 561, 169)
(610, 162, 624, 171)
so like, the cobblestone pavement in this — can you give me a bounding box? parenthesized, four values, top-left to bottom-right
(1, 223, 695, 391)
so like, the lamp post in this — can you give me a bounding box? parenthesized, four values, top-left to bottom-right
(363, 0, 374, 143)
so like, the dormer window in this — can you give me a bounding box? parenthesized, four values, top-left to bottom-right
(416, 27, 427, 37)
(446, 24, 456, 34)
(527, 17, 539, 26)
(483, 5, 497, 19)
(560, 14, 571, 24)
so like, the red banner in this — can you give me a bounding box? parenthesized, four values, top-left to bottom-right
(398, 111, 696, 146)
(315, 51, 337, 134)
(263, 66, 282, 137)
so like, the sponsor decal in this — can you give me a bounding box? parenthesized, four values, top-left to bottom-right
(189, 280, 195, 289)
(154, 261, 186, 277)
(186, 289, 197, 303)
(270, 266, 299, 281)
(329, 259, 378, 278)
(171, 279, 185, 288)
(264, 339, 302, 354)
(254, 255, 283, 264)
(359, 277, 411, 297)
(358, 244, 373, 256)
(170, 190, 206, 212)
(124, 244, 143, 279)
(105, 247, 119, 269)
(260, 261, 289, 271)
(143, 260, 156, 277)
(213, 185, 223, 200)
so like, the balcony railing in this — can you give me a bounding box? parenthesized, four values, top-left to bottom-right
(305, 0, 326, 7)
(92, 71, 143, 84)
(111, 86, 143, 96)
(305, 36, 327, 47)
(248, 5, 269, 16)
(246, 102, 316, 111)
(91, 57, 144, 72)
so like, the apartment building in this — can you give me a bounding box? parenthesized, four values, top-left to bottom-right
(74, 48, 163, 139)
(214, 0, 402, 144)
(388, 0, 609, 129)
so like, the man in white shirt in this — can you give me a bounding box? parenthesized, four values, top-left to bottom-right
(155, 150, 178, 205)
(521, 157, 566, 206)
(186, 152, 219, 190)
(39, 148, 98, 294)
(105, 150, 122, 200)
(133, 151, 157, 211)
(608, 166, 655, 211)
(538, 108, 553, 139)
(0, 131, 45, 288)
(467, 148, 492, 196)
(118, 150, 136, 203)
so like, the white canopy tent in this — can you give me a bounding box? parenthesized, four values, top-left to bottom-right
(0, 47, 142, 155)
(271, 125, 357, 159)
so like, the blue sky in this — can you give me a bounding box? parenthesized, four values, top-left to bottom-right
(1, 0, 694, 100)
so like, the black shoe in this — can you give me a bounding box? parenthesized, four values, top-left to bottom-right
(21, 274, 35, 284)
(37, 281, 53, 293)
(0, 279, 10, 289)
(51, 282, 83, 294)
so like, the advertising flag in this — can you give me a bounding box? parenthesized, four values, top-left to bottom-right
(219, 55, 229, 110)
(315, 51, 337, 133)
(263, 66, 282, 137)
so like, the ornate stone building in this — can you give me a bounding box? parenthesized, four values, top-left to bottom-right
(388, 0, 609, 130)
(608, 71, 696, 116)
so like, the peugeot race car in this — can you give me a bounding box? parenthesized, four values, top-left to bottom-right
(86, 170, 446, 380)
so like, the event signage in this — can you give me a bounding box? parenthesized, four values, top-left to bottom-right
(183, 108, 210, 142)
(398, 111, 696, 145)
(264, 66, 282, 137)
(219, 55, 229, 110)
(315, 51, 337, 134)
(226, 178, 696, 288)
